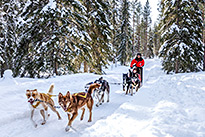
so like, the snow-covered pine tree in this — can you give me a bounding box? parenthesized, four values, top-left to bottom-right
(153, 23, 161, 56)
(142, 0, 152, 58)
(147, 27, 154, 58)
(117, 0, 132, 65)
(159, 0, 203, 73)
(20, 0, 90, 77)
(131, 0, 138, 58)
(83, 0, 112, 74)
(135, 1, 142, 54)
(198, 2, 205, 70)
(109, 0, 121, 65)
(0, 0, 27, 77)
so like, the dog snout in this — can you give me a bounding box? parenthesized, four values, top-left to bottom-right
(63, 105, 67, 110)
(28, 98, 34, 104)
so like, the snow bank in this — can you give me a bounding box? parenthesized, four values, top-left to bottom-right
(0, 58, 205, 137)
(0, 69, 18, 86)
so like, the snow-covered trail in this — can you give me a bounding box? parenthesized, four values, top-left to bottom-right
(0, 62, 133, 137)
(0, 58, 205, 137)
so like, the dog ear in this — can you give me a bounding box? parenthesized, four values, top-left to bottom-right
(58, 92, 63, 97)
(34, 89, 37, 91)
(66, 91, 70, 97)
(26, 89, 29, 92)
(99, 77, 103, 81)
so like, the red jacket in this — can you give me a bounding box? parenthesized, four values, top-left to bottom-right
(130, 57, 145, 68)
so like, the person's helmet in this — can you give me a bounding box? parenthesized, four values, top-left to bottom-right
(137, 53, 142, 56)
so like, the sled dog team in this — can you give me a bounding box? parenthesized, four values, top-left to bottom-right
(26, 77, 110, 132)
(26, 53, 144, 131)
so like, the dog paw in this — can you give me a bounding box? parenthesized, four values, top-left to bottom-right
(58, 117, 62, 120)
(34, 124, 37, 128)
(65, 126, 71, 132)
(107, 100, 109, 103)
(41, 120, 46, 125)
(88, 120, 92, 122)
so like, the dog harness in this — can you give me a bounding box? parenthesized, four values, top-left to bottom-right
(73, 93, 87, 98)
(32, 101, 41, 108)
(31, 93, 53, 108)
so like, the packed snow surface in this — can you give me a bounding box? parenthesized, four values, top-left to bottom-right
(0, 58, 205, 137)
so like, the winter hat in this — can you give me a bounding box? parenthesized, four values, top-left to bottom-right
(137, 53, 141, 56)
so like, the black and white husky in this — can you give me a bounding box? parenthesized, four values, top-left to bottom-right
(85, 77, 110, 107)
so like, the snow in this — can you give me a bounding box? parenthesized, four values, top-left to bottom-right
(0, 58, 205, 137)
(3, 69, 13, 79)
(41, 0, 56, 12)
(0, 69, 18, 86)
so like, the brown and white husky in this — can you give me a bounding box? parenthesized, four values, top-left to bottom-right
(58, 83, 101, 132)
(26, 84, 61, 127)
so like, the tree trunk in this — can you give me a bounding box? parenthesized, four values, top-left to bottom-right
(175, 59, 178, 73)
(0, 62, 6, 77)
(84, 61, 88, 73)
(54, 58, 58, 75)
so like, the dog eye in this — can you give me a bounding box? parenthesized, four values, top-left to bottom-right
(27, 95, 30, 97)
(32, 94, 35, 97)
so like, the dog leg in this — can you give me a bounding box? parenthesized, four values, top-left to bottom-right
(96, 93, 104, 107)
(80, 108, 85, 121)
(31, 109, 37, 128)
(67, 113, 71, 121)
(48, 104, 62, 120)
(126, 84, 129, 95)
(136, 84, 139, 92)
(102, 92, 105, 103)
(131, 86, 133, 96)
(66, 112, 78, 132)
(100, 93, 104, 105)
(87, 98, 94, 122)
(107, 87, 110, 102)
(107, 91, 109, 102)
(44, 106, 49, 120)
(40, 109, 46, 125)
(96, 93, 101, 107)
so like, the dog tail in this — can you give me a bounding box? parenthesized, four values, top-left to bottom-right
(88, 83, 101, 94)
(47, 84, 54, 97)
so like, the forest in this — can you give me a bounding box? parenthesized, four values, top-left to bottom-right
(0, 0, 204, 78)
